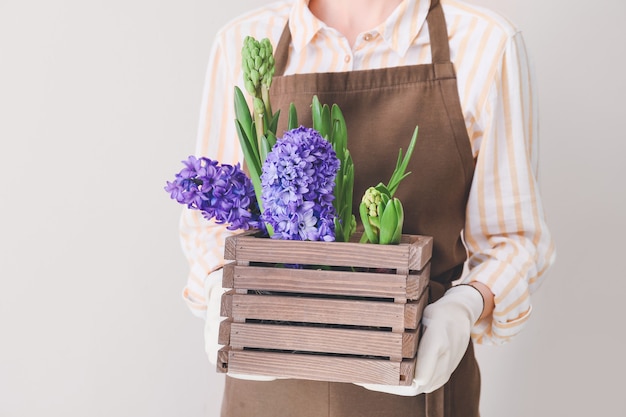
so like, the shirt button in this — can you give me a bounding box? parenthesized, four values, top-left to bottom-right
(363, 33, 373, 41)
(344, 55, 351, 63)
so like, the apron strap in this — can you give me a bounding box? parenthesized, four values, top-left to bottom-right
(427, 0, 451, 64)
(273, 0, 452, 76)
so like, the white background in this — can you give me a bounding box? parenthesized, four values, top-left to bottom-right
(0, 0, 624, 416)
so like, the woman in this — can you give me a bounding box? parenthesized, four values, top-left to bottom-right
(179, 0, 556, 416)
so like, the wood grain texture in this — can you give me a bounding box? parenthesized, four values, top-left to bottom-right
(220, 233, 432, 385)
(404, 291, 429, 330)
(216, 346, 229, 374)
(220, 290, 233, 318)
(225, 322, 420, 359)
(218, 318, 232, 345)
(222, 262, 430, 301)
(224, 350, 418, 385)
(224, 233, 433, 271)
(222, 292, 423, 331)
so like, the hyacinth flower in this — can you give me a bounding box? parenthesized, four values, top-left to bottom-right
(360, 186, 405, 245)
(164, 156, 262, 231)
(287, 96, 356, 242)
(260, 126, 340, 241)
(242, 36, 275, 141)
(359, 126, 419, 245)
(234, 36, 280, 217)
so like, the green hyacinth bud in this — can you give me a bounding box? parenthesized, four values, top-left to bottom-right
(253, 97, 265, 116)
(244, 79, 256, 96)
(362, 187, 383, 218)
(242, 36, 275, 95)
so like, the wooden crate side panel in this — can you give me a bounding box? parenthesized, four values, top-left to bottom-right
(407, 263, 430, 301)
(402, 329, 420, 359)
(226, 322, 418, 359)
(407, 235, 433, 271)
(225, 349, 417, 385)
(217, 346, 229, 373)
(223, 263, 428, 301)
(218, 319, 232, 346)
(405, 289, 429, 330)
(223, 292, 422, 331)
(220, 321, 421, 361)
(403, 302, 419, 330)
(224, 234, 432, 271)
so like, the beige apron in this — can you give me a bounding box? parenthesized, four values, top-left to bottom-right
(222, 0, 480, 415)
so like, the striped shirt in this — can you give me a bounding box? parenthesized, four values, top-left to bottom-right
(180, 0, 556, 346)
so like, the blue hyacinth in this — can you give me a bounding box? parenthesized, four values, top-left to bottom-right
(260, 126, 340, 241)
(165, 156, 261, 231)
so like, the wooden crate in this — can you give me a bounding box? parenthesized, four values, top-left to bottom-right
(217, 232, 432, 386)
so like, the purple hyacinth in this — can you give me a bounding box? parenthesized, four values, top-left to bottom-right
(165, 156, 261, 231)
(260, 126, 340, 241)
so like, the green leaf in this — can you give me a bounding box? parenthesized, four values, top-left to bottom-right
(288, 103, 298, 130)
(268, 109, 281, 136)
(234, 87, 253, 142)
(359, 202, 378, 244)
(334, 218, 344, 241)
(339, 165, 354, 217)
(234, 120, 262, 211)
(260, 134, 271, 162)
(234, 121, 260, 174)
(311, 97, 355, 243)
(311, 96, 323, 133)
(348, 214, 357, 236)
(380, 193, 390, 207)
(387, 126, 418, 196)
(391, 198, 404, 244)
(379, 199, 398, 245)
(330, 104, 347, 151)
(266, 130, 277, 151)
(344, 154, 354, 200)
(374, 182, 391, 198)
(330, 106, 349, 212)
(337, 207, 355, 242)
(321, 104, 331, 138)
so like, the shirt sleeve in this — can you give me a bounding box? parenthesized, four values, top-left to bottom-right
(179, 31, 243, 319)
(461, 31, 556, 344)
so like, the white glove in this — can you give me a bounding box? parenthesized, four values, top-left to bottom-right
(203, 268, 228, 367)
(203, 268, 276, 381)
(357, 284, 483, 396)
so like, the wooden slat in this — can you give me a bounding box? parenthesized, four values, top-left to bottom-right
(224, 234, 433, 271)
(406, 264, 430, 301)
(218, 319, 232, 345)
(403, 302, 419, 331)
(406, 290, 429, 330)
(222, 263, 235, 288)
(222, 291, 423, 331)
(220, 291, 233, 319)
(224, 349, 417, 385)
(223, 263, 430, 301)
(225, 322, 420, 360)
(402, 329, 420, 360)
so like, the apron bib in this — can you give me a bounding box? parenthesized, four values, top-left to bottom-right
(222, 1, 480, 415)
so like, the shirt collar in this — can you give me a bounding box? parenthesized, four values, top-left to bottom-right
(289, 0, 323, 54)
(289, 0, 430, 57)
(378, 0, 430, 57)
